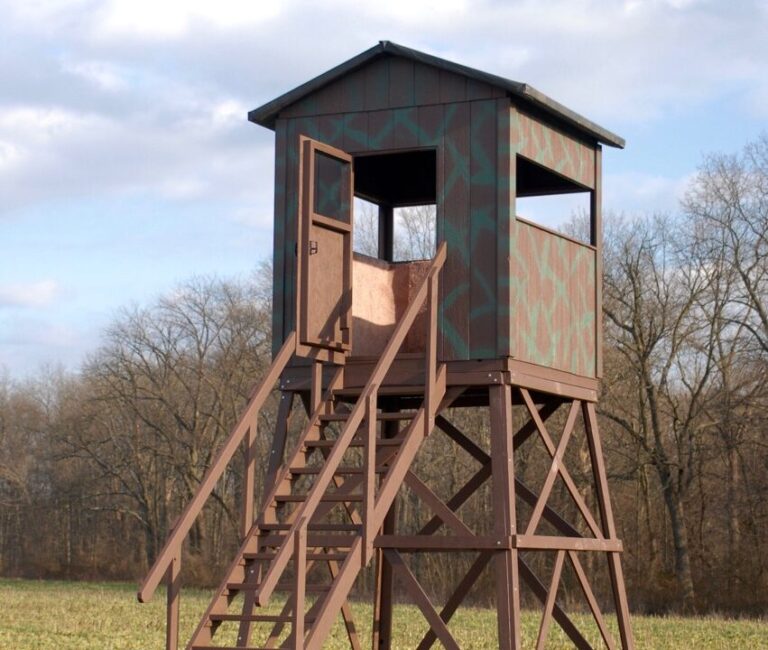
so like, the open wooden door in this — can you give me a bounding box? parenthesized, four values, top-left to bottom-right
(296, 136, 353, 360)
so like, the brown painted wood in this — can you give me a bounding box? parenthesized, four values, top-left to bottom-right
(388, 57, 415, 108)
(535, 549, 565, 650)
(469, 99, 498, 358)
(138, 333, 296, 604)
(368, 110, 395, 151)
(569, 551, 617, 650)
(435, 415, 489, 464)
(514, 535, 622, 552)
(439, 69, 467, 104)
(375, 535, 510, 551)
(326, 559, 363, 650)
(414, 64, 440, 106)
(518, 558, 591, 650)
(593, 145, 604, 378)
(271, 118, 288, 355)
(372, 419, 399, 650)
(583, 402, 635, 650)
(364, 57, 390, 112)
(441, 102, 471, 360)
(524, 400, 580, 536)
(165, 554, 180, 650)
(241, 421, 257, 541)
(363, 390, 377, 564)
(415, 552, 492, 650)
(490, 385, 521, 650)
(393, 107, 418, 149)
(521, 389, 604, 538)
(405, 471, 473, 536)
(298, 137, 353, 353)
(305, 539, 363, 649)
(259, 246, 448, 611)
(496, 98, 513, 358)
(292, 520, 307, 649)
(385, 549, 461, 650)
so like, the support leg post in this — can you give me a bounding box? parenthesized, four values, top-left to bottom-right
(372, 419, 399, 650)
(583, 402, 635, 650)
(490, 385, 522, 650)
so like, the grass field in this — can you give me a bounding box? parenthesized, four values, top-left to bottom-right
(1, 579, 766, 649)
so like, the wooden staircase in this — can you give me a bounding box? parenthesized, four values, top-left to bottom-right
(189, 372, 446, 649)
(138, 244, 447, 650)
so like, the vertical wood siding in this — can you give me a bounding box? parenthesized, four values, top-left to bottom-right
(516, 111, 596, 189)
(512, 220, 597, 377)
(270, 57, 598, 378)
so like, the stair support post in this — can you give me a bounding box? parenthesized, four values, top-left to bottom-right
(363, 387, 378, 565)
(424, 273, 438, 436)
(293, 518, 308, 649)
(241, 421, 257, 540)
(165, 552, 181, 650)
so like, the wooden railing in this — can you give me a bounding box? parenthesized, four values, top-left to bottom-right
(136, 332, 297, 648)
(256, 242, 447, 609)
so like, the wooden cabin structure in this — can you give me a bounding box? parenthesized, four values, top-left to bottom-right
(139, 42, 635, 649)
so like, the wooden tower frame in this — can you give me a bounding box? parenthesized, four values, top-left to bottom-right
(138, 42, 634, 649)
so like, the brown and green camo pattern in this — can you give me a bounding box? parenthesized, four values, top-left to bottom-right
(269, 55, 598, 378)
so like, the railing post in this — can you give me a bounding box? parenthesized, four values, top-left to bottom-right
(165, 552, 181, 650)
(424, 272, 439, 435)
(292, 518, 307, 649)
(241, 421, 257, 540)
(363, 387, 378, 565)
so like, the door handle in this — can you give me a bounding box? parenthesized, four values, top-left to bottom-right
(309, 240, 318, 255)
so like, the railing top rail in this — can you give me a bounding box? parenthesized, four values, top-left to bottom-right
(137, 331, 297, 603)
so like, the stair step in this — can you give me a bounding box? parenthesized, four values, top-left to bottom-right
(259, 523, 361, 532)
(226, 581, 330, 593)
(209, 613, 317, 623)
(259, 533, 358, 548)
(290, 465, 386, 475)
(304, 437, 402, 448)
(275, 494, 363, 503)
(193, 646, 280, 650)
(319, 412, 415, 422)
(334, 386, 426, 397)
(243, 551, 347, 562)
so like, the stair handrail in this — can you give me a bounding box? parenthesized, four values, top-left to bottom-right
(256, 242, 447, 606)
(137, 331, 297, 605)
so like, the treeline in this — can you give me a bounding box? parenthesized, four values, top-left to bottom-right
(1, 136, 768, 616)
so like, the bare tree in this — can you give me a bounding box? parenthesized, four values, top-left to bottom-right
(59, 276, 274, 566)
(683, 134, 768, 355)
(601, 214, 719, 612)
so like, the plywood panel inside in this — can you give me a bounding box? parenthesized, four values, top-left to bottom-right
(351, 255, 430, 356)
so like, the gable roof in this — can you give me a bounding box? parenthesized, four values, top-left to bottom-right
(248, 41, 625, 149)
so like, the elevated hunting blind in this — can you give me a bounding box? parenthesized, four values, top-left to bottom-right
(139, 42, 635, 650)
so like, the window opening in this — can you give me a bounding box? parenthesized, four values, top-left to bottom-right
(516, 155, 593, 245)
(516, 194, 591, 244)
(353, 197, 379, 257)
(392, 205, 437, 261)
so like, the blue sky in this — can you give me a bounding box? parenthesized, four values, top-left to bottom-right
(2, 0, 768, 377)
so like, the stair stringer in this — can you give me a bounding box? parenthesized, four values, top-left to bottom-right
(184, 369, 344, 649)
(305, 366, 450, 649)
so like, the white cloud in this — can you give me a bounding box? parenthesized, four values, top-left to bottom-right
(0, 280, 60, 308)
(604, 171, 693, 214)
(62, 59, 128, 91)
(96, 0, 282, 38)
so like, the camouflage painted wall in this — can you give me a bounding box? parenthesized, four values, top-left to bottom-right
(270, 55, 598, 378)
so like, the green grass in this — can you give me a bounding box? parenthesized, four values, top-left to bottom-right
(1, 578, 766, 649)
